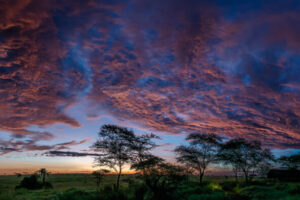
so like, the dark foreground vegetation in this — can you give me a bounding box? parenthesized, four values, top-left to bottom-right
(0, 174, 300, 200)
(1, 124, 299, 199)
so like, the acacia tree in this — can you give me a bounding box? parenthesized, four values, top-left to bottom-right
(92, 124, 136, 191)
(218, 138, 274, 182)
(255, 148, 274, 177)
(131, 154, 164, 177)
(175, 133, 222, 183)
(278, 153, 300, 170)
(129, 133, 161, 176)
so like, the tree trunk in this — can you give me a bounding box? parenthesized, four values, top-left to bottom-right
(243, 170, 248, 182)
(233, 168, 238, 182)
(42, 174, 45, 185)
(199, 172, 204, 184)
(116, 169, 121, 191)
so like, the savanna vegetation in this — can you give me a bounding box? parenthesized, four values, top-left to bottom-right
(0, 124, 299, 200)
(1, 174, 300, 200)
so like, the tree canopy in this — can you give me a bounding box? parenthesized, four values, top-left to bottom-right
(218, 138, 274, 181)
(175, 133, 222, 183)
(278, 153, 300, 170)
(92, 124, 136, 191)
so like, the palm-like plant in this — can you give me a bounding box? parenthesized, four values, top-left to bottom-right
(36, 168, 50, 185)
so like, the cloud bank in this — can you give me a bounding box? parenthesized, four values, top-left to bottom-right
(0, 0, 300, 150)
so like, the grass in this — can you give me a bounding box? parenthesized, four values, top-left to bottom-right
(0, 174, 146, 200)
(0, 174, 299, 200)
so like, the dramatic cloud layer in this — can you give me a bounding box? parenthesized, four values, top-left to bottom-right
(0, 0, 300, 151)
(44, 151, 101, 157)
(0, 136, 89, 155)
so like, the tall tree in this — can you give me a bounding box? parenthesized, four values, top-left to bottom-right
(175, 133, 222, 183)
(92, 124, 135, 191)
(255, 148, 274, 177)
(218, 138, 274, 182)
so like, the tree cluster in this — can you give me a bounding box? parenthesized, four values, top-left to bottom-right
(92, 124, 298, 189)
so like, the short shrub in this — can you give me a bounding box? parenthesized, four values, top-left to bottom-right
(220, 181, 238, 192)
(15, 175, 43, 190)
(194, 185, 213, 194)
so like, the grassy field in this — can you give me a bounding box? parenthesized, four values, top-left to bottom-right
(0, 174, 299, 200)
(0, 174, 126, 200)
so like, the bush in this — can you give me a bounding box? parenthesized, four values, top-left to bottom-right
(15, 175, 43, 190)
(194, 185, 213, 194)
(220, 181, 238, 192)
(134, 184, 148, 200)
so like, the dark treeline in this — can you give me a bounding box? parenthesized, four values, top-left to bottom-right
(86, 124, 300, 199)
(92, 124, 299, 186)
(13, 124, 300, 200)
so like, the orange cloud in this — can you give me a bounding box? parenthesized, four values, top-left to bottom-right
(0, 0, 300, 151)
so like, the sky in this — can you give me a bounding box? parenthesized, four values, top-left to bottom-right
(0, 0, 300, 174)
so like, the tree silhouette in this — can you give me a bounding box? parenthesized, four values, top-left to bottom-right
(140, 162, 186, 200)
(129, 133, 161, 176)
(278, 153, 300, 170)
(175, 133, 221, 183)
(36, 168, 50, 186)
(92, 169, 110, 190)
(218, 138, 274, 182)
(16, 174, 42, 190)
(92, 124, 136, 191)
(131, 154, 164, 177)
(255, 148, 274, 177)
